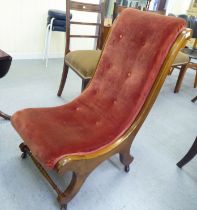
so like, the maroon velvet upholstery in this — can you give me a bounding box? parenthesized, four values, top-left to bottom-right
(11, 9, 186, 169)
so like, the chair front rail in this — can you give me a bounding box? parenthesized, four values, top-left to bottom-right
(70, 1, 101, 13)
(70, 35, 100, 38)
(71, 21, 101, 26)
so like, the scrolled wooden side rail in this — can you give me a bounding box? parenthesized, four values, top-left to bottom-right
(19, 133, 134, 210)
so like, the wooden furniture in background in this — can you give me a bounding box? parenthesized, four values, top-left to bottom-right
(57, 0, 104, 96)
(0, 49, 12, 120)
(177, 137, 197, 168)
(11, 9, 190, 210)
(174, 47, 197, 93)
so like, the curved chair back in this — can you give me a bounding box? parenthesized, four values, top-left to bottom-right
(65, 0, 105, 55)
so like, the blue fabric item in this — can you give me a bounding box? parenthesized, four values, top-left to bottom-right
(189, 16, 197, 38)
(47, 17, 66, 27)
(48, 9, 66, 20)
(51, 26, 66, 32)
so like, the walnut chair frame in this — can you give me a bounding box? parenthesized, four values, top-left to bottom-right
(18, 28, 190, 210)
(57, 0, 104, 96)
(12, 10, 191, 210)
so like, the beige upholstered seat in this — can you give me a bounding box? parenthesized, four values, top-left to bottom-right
(171, 51, 191, 93)
(65, 49, 101, 78)
(172, 51, 189, 66)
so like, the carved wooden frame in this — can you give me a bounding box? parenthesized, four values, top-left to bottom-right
(19, 28, 191, 210)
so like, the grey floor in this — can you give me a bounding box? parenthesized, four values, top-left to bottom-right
(0, 59, 197, 210)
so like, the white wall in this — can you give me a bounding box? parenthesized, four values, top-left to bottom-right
(1, 0, 190, 59)
(166, 0, 191, 15)
(0, 0, 99, 59)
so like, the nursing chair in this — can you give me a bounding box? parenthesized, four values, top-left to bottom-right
(57, 0, 104, 96)
(11, 9, 190, 210)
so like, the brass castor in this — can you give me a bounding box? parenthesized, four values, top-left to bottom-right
(124, 165, 130, 173)
(21, 152, 28, 159)
(60, 204, 67, 210)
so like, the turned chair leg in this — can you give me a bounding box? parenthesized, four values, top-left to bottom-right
(177, 137, 197, 168)
(119, 140, 134, 173)
(174, 64, 188, 93)
(194, 70, 197, 88)
(81, 78, 90, 92)
(57, 64, 69, 97)
(0, 111, 11, 120)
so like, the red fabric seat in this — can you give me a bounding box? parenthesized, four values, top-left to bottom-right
(11, 9, 186, 169)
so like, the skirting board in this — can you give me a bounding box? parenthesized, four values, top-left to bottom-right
(10, 52, 64, 60)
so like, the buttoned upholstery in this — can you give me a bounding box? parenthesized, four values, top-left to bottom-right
(12, 9, 186, 169)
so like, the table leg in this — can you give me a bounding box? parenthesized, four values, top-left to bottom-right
(177, 137, 197, 168)
(191, 96, 197, 103)
(0, 111, 11, 120)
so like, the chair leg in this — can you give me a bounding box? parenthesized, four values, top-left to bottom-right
(119, 140, 134, 173)
(57, 64, 69, 97)
(177, 137, 197, 168)
(174, 64, 188, 93)
(45, 18, 55, 68)
(0, 111, 11, 120)
(194, 70, 197, 88)
(43, 24, 50, 60)
(191, 95, 197, 103)
(81, 79, 90, 92)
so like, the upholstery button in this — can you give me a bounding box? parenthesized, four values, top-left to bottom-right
(96, 121, 101, 126)
(76, 107, 80, 111)
(128, 72, 131, 77)
(119, 34, 123, 39)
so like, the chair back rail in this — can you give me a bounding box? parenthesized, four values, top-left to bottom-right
(65, 0, 104, 54)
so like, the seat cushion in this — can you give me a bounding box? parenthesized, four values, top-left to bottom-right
(12, 9, 186, 169)
(65, 50, 101, 78)
(51, 26, 66, 32)
(47, 17, 66, 27)
(172, 51, 189, 66)
(48, 9, 66, 20)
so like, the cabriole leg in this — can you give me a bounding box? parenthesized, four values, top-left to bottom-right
(119, 141, 134, 173)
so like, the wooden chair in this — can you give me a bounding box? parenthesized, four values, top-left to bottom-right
(0, 49, 12, 120)
(11, 9, 190, 210)
(172, 16, 197, 93)
(177, 136, 197, 168)
(113, 3, 191, 93)
(57, 0, 104, 96)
